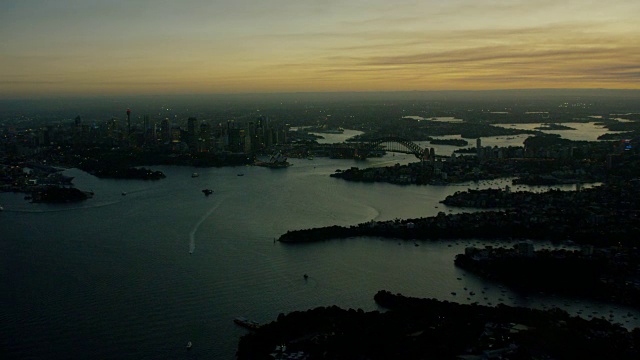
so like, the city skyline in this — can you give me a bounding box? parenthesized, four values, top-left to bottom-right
(1, 0, 639, 98)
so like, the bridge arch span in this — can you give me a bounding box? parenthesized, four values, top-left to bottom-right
(360, 136, 431, 160)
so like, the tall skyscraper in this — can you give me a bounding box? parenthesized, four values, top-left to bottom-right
(73, 115, 82, 145)
(143, 115, 150, 144)
(187, 117, 197, 151)
(161, 118, 171, 143)
(126, 108, 131, 136)
(199, 122, 211, 151)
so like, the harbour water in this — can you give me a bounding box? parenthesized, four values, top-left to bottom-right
(492, 122, 624, 141)
(2, 147, 639, 359)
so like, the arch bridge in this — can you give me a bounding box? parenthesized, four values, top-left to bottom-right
(357, 136, 431, 160)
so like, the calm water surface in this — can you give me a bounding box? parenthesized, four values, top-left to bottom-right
(492, 122, 622, 141)
(1, 155, 638, 359)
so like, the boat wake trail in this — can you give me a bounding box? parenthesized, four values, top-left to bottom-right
(189, 201, 221, 254)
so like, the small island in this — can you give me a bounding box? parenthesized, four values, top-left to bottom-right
(31, 186, 93, 203)
(534, 123, 576, 131)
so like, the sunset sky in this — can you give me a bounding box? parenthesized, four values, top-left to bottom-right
(1, 0, 639, 98)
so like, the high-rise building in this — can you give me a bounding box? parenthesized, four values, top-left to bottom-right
(160, 118, 171, 143)
(170, 126, 181, 143)
(247, 122, 257, 151)
(187, 117, 197, 134)
(227, 128, 244, 152)
(514, 242, 535, 257)
(256, 115, 268, 129)
(73, 115, 82, 145)
(244, 129, 252, 153)
(143, 115, 151, 144)
(187, 117, 198, 151)
(199, 122, 211, 151)
(126, 109, 131, 136)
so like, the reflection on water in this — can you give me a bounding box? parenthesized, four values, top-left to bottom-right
(293, 121, 623, 159)
(493, 122, 621, 142)
(310, 129, 363, 144)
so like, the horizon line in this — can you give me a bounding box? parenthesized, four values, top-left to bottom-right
(2, 87, 640, 101)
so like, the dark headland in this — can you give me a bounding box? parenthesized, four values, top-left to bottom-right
(237, 291, 640, 359)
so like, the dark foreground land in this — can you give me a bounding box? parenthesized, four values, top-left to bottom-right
(455, 247, 640, 308)
(237, 291, 640, 359)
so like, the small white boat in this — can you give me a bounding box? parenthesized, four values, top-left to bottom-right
(192, 172, 199, 177)
(186, 341, 192, 350)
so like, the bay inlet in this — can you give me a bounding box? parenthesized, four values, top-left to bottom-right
(1, 154, 638, 359)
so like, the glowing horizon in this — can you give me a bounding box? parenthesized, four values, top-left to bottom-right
(1, 0, 639, 98)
